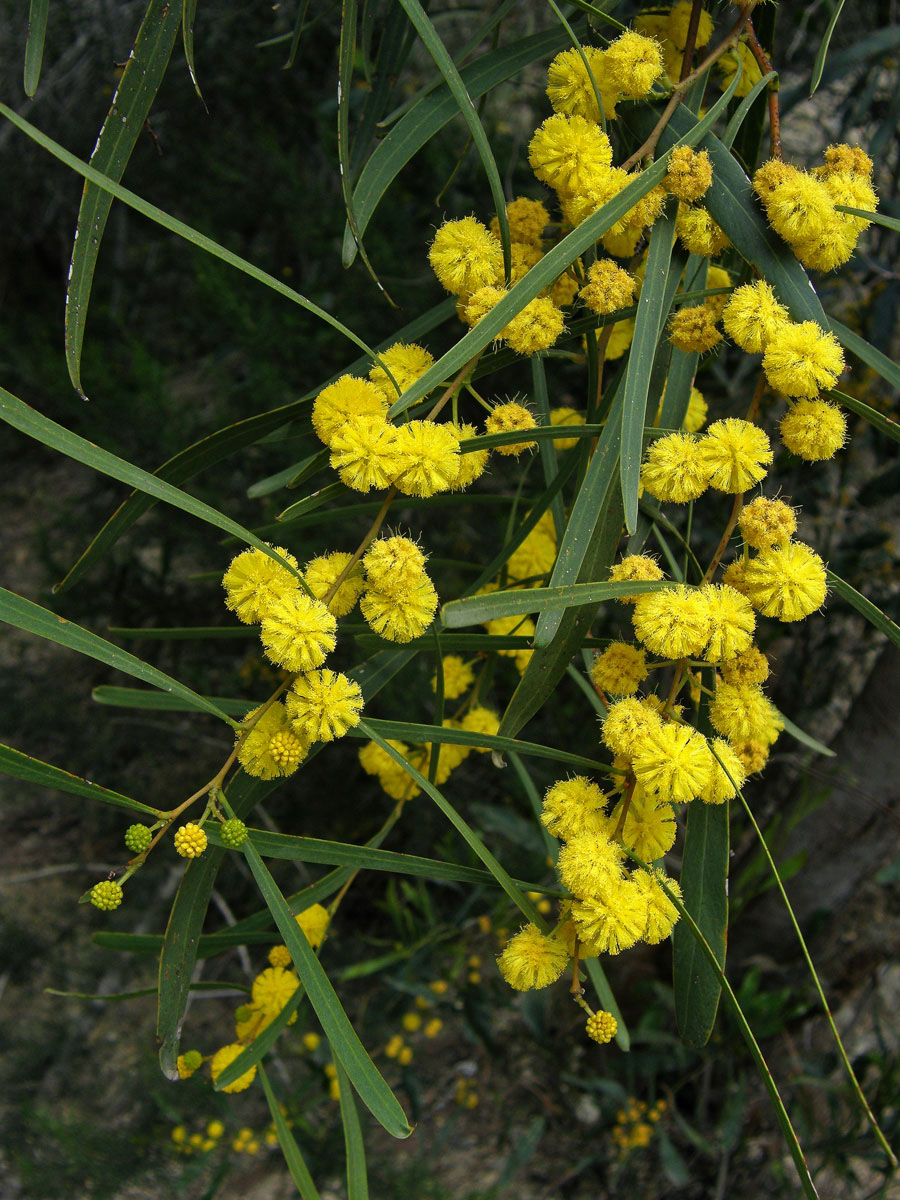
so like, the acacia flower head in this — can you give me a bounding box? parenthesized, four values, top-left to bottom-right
(558, 832, 626, 899)
(485, 401, 538, 455)
(632, 584, 713, 659)
(90, 880, 124, 911)
(780, 399, 847, 461)
(363, 535, 428, 597)
(297, 903, 330, 949)
(721, 280, 790, 354)
(640, 431, 712, 503)
(632, 723, 713, 804)
(709, 681, 783, 745)
(762, 321, 845, 397)
(329, 416, 401, 492)
(545, 48, 618, 124)
(572, 877, 649, 955)
(601, 696, 664, 758)
(578, 259, 636, 315)
(223, 546, 300, 625)
(604, 29, 664, 98)
(252, 966, 299, 1016)
(497, 924, 570, 991)
(237, 703, 306, 780)
(304, 551, 365, 617)
(368, 342, 434, 400)
(462, 284, 506, 328)
(719, 644, 770, 686)
(586, 1010, 618, 1044)
(738, 497, 797, 549)
(491, 196, 550, 245)
(698, 418, 773, 493)
(743, 541, 828, 622)
(451, 422, 490, 488)
(632, 868, 682, 943)
(665, 146, 713, 202)
(669, 305, 722, 353)
(287, 669, 364, 742)
(433, 654, 474, 700)
(609, 553, 665, 602)
(312, 375, 388, 447)
(541, 775, 611, 841)
(361, 577, 438, 642)
(698, 738, 747, 804)
(260, 592, 337, 672)
(591, 642, 648, 695)
(460, 705, 501, 747)
(393, 420, 461, 497)
(613, 788, 677, 861)
(174, 823, 207, 859)
(211, 1044, 257, 1093)
(428, 217, 503, 295)
(501, 297, 565, 356)
(676, 205, 730, 257)
(528, 113, 614, 196)
(701, 583, 756, 663)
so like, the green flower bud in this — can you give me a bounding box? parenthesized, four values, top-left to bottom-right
(124, 823, 153, 853)
(220, 818, 248, 848)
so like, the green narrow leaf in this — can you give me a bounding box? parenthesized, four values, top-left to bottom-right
(530, 356, 566, 543)
(827, 318, 900, 394)
(394, 0, 510, 278)
(826, 569, 900, 648)
(829, 388, 900, 444)
(620, 207, 678, 533)
(66, 0, 182, 396)
(213, 979, 306, 1090)
(24, 0, 50, 96)
(673, 796, 729, 1048)
(0, 103, 387, 386)
(277, 481, 347, 523)
(721, 71, 776, 149)
(358, 721, 544, 927)
(0, 386, 304, 590)
(834, 205, 900, 234)
(259, 1063, 323, 1200)
(442, 580, 669, 626)
(336, 1058, 370, 1200)
(107, 625, 254, 640)
(0, 742, 164, 817)
(241, 837, 412, 1139)
(777, 711, 836, 757)
(157, 773, 273, 1076)
(247, 452, 323, 499)
(92, 686, 250, 715)
(182, 0, 204, 100)
(810, 0, 847, 96)
(343, 28, 570, 267)
(356, 718, 611, 772)
(0, 588, 234, 724)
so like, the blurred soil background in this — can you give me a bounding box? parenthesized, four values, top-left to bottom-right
(1, 1, 900, 1197)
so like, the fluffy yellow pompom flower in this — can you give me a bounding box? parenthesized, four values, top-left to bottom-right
(237, 703, 307, 780)
(452, 422, 490, 488)
(541, 776, 611, 841)
(304, 551, 365, 618)
(578, 259, 636, 315)
(429, 217, 503, 296)
(491, 196, 550, 244)
(667, 0, 714, 50)
(682, 386, 708, 432)
(433, 654, 474, 700)
(506, 528, 557, 584)
(572, 877, 649, 955)
(462, 284, 506, 328)
(591, 642, 648, 695)
(822, 142, 874, 178)
(669, 305, 722, 353)
(719, 645, 770, 686)
(632, 724, 712, 804)
(604, 29, 663, 99)
(363, 535, 427, 597)
(268, 944, 292, 969)
(761, 169, 835, 244)
(698, 738, 747, 804)
(586, 1010, 618, 1044)
(733, 738, 770, 774)
(743, 541, 828, 621)
(485, 401, 538, 455)
(613, 788, 677, 861)
(549, 406, 585, 450)
(501, 297, 565, 355)
(561, 165, 630, 229)
(609, 553, 665, 602)
(601, 697, 664, 757)
(721, 280, 790, 354)
(329, 417, 401, 492)
(528, 113, 614, 197)
(460, 705, 501, 747)
(312, 376, 388, 448)
(820, 167, 878, 237)
(252, 966, 299, 1016)
(790, 222, 858, 273)
(558, 832, 626, 899)
(701, 583, 756, 663)
(641, 431, 712, 503)
(676, 205, 730, 256)
(484, 613, 535, 673)
(632, 868, 682, 943)
(717, 40, 763, 97)
(211, 1044, 257, 1093)
(762, 321, 845, 397)
(359, 738, 421, 800)
(296, 903, 330, 949)
(507, 243, 543, 286)
(174, 822, 207, 858)
(632, 584, 713, 659)
(223, 546, 300, 625)
(780, 399, 847, 461)
(664, 146, 713, 201)
(361, 577, 438, 642)
(738, 497, 797, 550)
(709, 681, 783, 746)
(286, 669, 363, 742)
(260, 592, 337, 672)
(368, 342, 434, 400)
(546, 47, 617, 124)
(550, 263, 582, 307)
(498, 924, 570, 991)
(698, 418, 773, 493)
(393, 420, 461, 497)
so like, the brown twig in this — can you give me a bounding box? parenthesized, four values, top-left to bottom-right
(703, 492, 745, 583)
(678, 0, 705, 82)
(745, 18, 781, 159)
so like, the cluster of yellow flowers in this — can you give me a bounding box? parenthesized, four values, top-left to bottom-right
(170, 1117, 281, 1157)
(175, 905, 330, 1094)
(612, 1096, 667, 1156)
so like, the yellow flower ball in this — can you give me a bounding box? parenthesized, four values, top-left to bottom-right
(780, 398, 847, 460)
(428, 217, 503, 296)
(762, 321, 845, 398)
(211, 1044, 257, 1093)
(743, 541, 828, 622)
(485, 401, 538, 456)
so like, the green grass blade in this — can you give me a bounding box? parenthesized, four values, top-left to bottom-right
(24, 0, 50, 96)
(828, 318, 900, 393)
(342, 28, 569, 266)
(810, 0, 847, 97)
(826, 570, 900, 648)
(0, 742, 164, 817)
(0, 588, 234, 724)
(157, 773, 276, 1076)
(0, 104, 386, 381)
(0, 386, 304, 590)
(829, 388, 900, 444)
(358, 721, 544, 928)
(65, 0, 181, 396)
(777, 711, 836, 757)
(443, 580, 669, 626)
(336, 1058, 370, 1200)
(213, 982, 306, 1091)
(394, 0, 510, 279)
(355, 718, 609, 772)
(258, 1063, 323, 1200)
(673, 797, 729, 1048)
(241, 836, 413, 1139)
(182, 0, 204, 100)
(620, 207, 678, 533)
